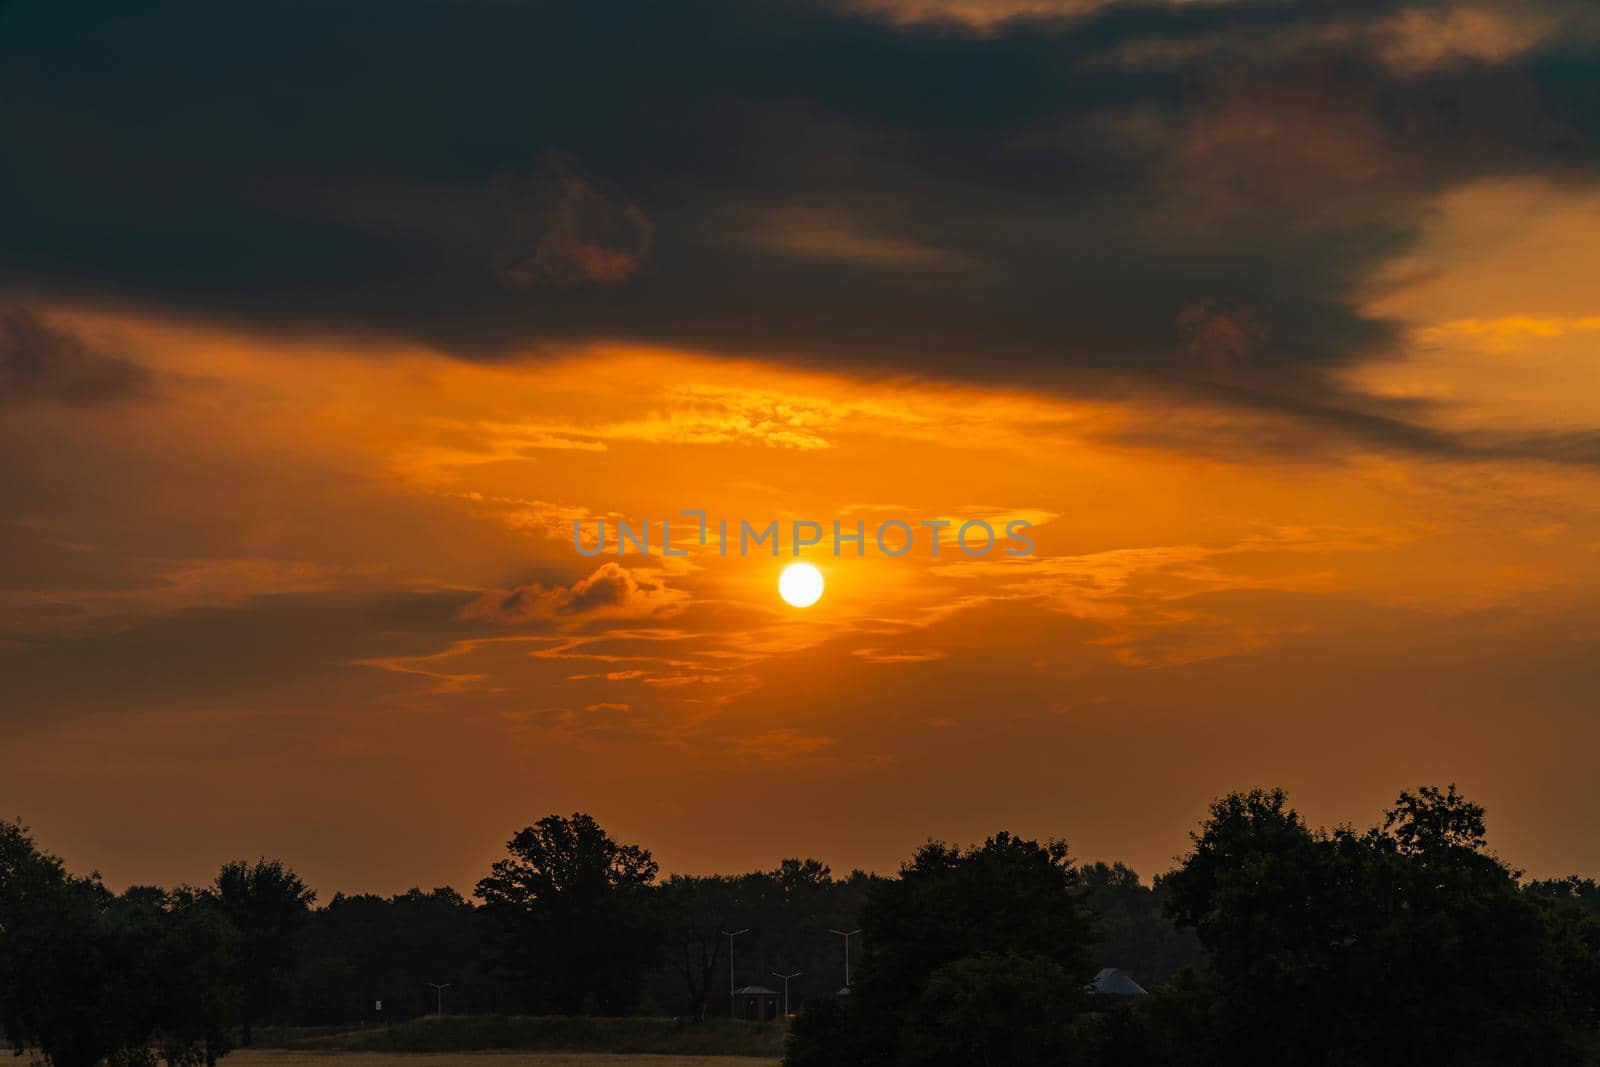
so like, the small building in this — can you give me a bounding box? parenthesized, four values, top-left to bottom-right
(732, 984, 782, 1022)
(1086, 967, 1149, 997)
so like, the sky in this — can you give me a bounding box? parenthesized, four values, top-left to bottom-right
(3, 0, 1599, 896)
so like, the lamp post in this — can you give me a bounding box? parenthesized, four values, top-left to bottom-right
(772, 971, 802, 1017)
(426, 981, 452, 1016)
(829, 928, 861, 990)
(721, 928, 749, 1017)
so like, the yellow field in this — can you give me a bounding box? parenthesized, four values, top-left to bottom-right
(226, 1053, 779, 1067)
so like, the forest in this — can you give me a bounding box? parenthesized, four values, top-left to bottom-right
(2, 786, 1597, 1066)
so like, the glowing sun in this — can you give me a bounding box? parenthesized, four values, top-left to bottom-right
(778, 562, 825, 608)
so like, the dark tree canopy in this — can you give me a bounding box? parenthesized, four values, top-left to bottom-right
(476, 812, 661, 1014)
(4, 788, 1598, 1064)
(658, 873, 735, 1021)
(291, 886, 494, 1023)
(1382, 783, 1489, 856)
(787, 831, 1098, 1066)
(0, 822, 237, 1067)
(900, 951, 1083, 1067)
(478, 813, 659, 905)
(1147, 784, 1600, 1067)
(857, 833, 1094, 1008)
(211, 857, 316, 1045)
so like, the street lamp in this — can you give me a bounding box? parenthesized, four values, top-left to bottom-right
(721, 929, 749, 1018)
(829, 929, 861, 990)
(772, 971, 802, 1017)
(425, 981, 451, 1016)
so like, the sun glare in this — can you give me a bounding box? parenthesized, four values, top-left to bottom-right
(778, 562, 825, 608)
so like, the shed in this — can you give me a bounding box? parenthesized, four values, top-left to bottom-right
(732, 984, 782, 1022)
(1086, 967, 1149, 997)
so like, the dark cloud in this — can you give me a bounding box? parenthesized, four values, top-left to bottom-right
(496, 156, 654, 287)
(462, 562, 685, 624)
(1109, 379, 1600, 467)
(1176, 301, 1268, 373)
(2, 0, 1599, 439)
(0, 307, 153, 406)
(0, 589, 478, 726)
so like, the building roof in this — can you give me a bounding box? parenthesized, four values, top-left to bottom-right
(733, 984, 779, 996)
(1087, 967, 1149, 996)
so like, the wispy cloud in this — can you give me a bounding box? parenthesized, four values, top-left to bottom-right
(0, 308, 155, 408)
(461, 562, 688, 625)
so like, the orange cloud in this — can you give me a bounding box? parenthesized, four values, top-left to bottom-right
(461, 562, 688, 625)
(5, 300, 1600, 892)
(734, 728, 838, 763)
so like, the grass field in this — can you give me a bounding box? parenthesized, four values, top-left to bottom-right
(250, 1016, 787, 1061)
(228, 1054, 779, 1067)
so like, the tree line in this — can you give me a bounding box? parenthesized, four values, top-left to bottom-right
(3, 787, 1598, 1066)
(788, 786, 1600, 1066)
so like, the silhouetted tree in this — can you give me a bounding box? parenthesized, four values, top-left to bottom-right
(1524, 876, 1600, 1032)
(1526, 875, 1600, 916)
(787, 832, 1095, 1065)
(105, 886, 237, 1066)
(0, 820, 119, 1067)
(291, 886, 492, 1023)
(658, 874, 733, 1020)
(901, 951, 1083, 1067)
(0, 823, 237, 1066)
(0, 819, 61, 1045)
(1157, 785, 1599, 1066)
(211, 858, 315, 1045)
(476, 812, 660, 1013)
(155, 887, 238, 1066)
(8, 789, 1600, 1061)
(1382, 782, 1487, 854)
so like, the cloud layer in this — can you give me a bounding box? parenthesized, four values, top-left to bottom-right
(5, 0, 1600, 430)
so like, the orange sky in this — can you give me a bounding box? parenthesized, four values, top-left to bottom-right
(4, 175, 1599, 894)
